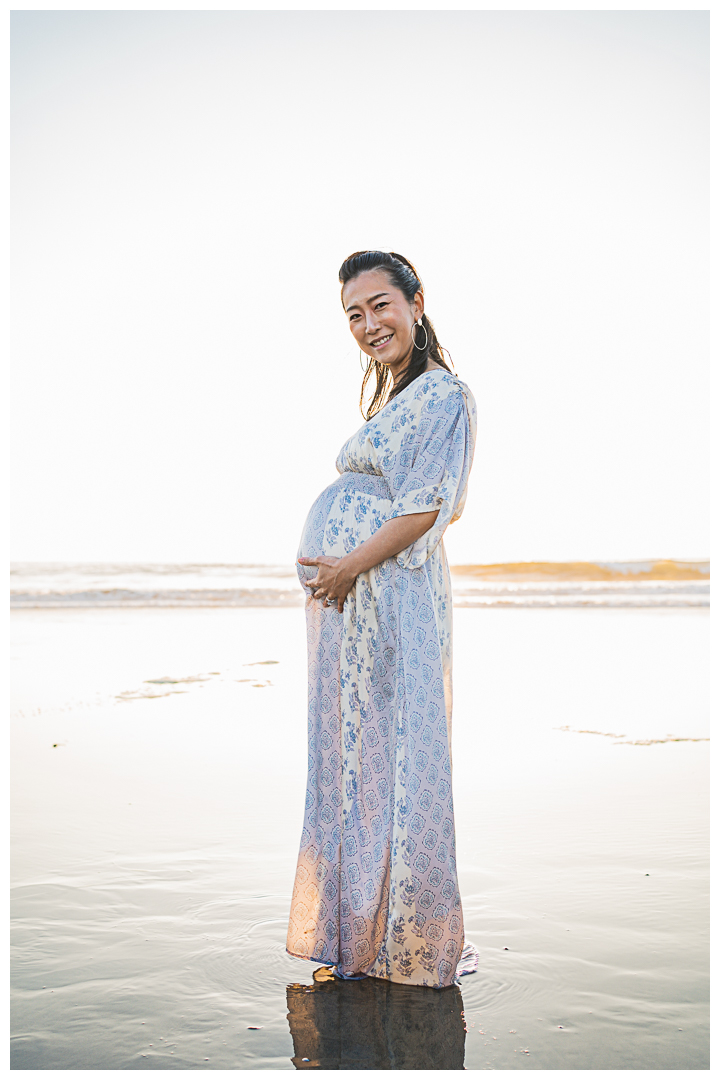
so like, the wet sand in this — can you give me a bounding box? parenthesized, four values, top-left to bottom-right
(11, 606, 709, 1069)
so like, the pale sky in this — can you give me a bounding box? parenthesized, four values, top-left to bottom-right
(11, 9, 709, 565)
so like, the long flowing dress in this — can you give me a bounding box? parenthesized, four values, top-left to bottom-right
(286, 369, 477, 989)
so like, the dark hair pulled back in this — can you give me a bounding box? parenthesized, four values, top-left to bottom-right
(339, 250, 453, 420)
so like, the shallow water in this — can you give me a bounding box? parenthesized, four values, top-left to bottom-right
(11, 606, 709, 1069)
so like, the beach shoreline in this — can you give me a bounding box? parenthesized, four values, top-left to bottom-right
(11, 604, 709, 1069)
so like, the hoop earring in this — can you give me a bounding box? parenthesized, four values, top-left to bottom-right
(359, 349, 371, 372)
(411, 319, 428, 351)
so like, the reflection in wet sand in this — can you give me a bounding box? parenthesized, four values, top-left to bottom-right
(286, 971, 466, 1069)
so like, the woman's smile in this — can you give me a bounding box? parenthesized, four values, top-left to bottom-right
(370, 333, 393, 350)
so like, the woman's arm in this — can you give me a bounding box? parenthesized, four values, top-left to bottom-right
(298, 509, 440, 613)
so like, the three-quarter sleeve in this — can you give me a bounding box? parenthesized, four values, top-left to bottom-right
(385, 385, 476, 569)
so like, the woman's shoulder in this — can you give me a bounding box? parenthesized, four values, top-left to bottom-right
(418, 368, 476, 413)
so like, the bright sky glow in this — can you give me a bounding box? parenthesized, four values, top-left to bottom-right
(11, 10, 709, 564)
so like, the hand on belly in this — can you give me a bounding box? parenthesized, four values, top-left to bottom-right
(297, 555, 356, 613)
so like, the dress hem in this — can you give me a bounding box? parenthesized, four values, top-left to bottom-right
(285, 947, 458, 991)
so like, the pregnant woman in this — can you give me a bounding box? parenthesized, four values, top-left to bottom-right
(286, 250, 477, 989)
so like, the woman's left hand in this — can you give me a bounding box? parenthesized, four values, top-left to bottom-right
(298, 510, 440, 614)
(298, 555, 357, 613)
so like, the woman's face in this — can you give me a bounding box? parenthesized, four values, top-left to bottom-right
(342, 269, 423, 374)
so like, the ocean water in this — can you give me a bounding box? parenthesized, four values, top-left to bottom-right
(9, 559, 709, 608)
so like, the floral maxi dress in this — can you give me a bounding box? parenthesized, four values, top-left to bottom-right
(286, 369, 477, 988)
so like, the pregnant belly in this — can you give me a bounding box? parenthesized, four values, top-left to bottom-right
(297, 472, 392, 588)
